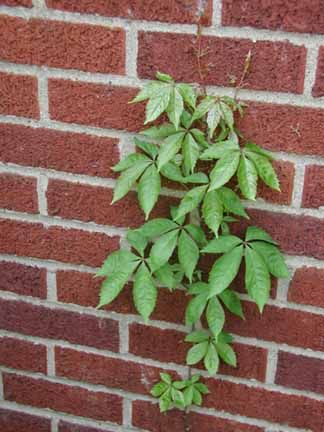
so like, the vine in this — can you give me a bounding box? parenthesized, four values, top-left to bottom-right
(96, 45, 289, 429)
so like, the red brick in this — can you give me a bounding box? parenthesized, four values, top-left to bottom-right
(237, 102, 324, 157)
(0, 15, 125, 74)
(49, 79, 144, 132)
(0, 218, 119, 267)
(204, 377, 324, 431)
(132, 400, 264, 432)
(0, 72, 39, 118)
(313, 46, 324, 97)
(0, 174, 38, 213)
(0, 123, 120, 178)
(222, 0, 324, 35)
(59, 421, 113, 432)
(0, 0, 31, 5)
(0, 298, 119, 351)
(46, 0, 212, 26)
(225, 301, 324, 352)
(288, 266, 324, 309)
(0, 261, 46, 298)
(0, 336, 47, 373)
(258, 160, 294, 205)
(129, 323, 267, 381)
(56, 347, 177, 395)
(56, 270, 187, 324)
(138, 32, 306, 94)
(47, 179, 178, 228)
(275, 351, 324, 395)
(302, 165, 324, 208)
(0, 408, 50, 432)
(3, 373, 122, 424)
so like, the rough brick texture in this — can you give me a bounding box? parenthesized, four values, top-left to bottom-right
(0, 261, 46, 298)
(313, 46, 324, 97)
(58, 422, 113, 432)
(302, 165, 324, 208)
(0, 0, 31, 6)
(0, 173, 38, 213)
(0, 408, 51, 432)
(288, 266, 324, 308)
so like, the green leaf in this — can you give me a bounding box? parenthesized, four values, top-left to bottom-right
(138, 164, 161, 219)
(173, 381, 187, 390)
(167, 87, 184, 130)
(218, 331, 234, 344)
(177, 83, 196, 109)
(149, 229, 179, 272)
(190, 128, 209, 148)
(191, 97, 215, 122)
(157, 132, 186, 170)
(218, 186, 249, 218)
(142, 123, 176, 139)
(145, 84, 171, 124)
(183, 133, 200, 175)
(202, 190, 223, 236)
(245, 226, 278, 245)
(130, 82, 163, 103)
(178, 230, 199, 282)
(156, 71, 173, 82)
(96, 250, 138, 277)
(175, 185, 207, 220)
(208, 151, 240, 191)
(183, 385, 194, 406)
(160, 372, 172, 384)
(250, 241, 289, 278)
(160, 161, 184, 182)
(204, 342, 219, 375)
(134, 137, 158, 159)
(219, 101, 234, 129)
(246, 151, 280, 191)
(154, 263, 178, 290)
(140, 218, 178, 238)
(133, 263, 157, 322)
(185, 330, 209, 343)
(194, 382, 209, 395)
(209, 245, 243, 297)
(202, 235, 242, 254)
(112, 159, 151, 203)
(113, 153, 150, 172)
(237, 155, 258, 200)
(188, 282, 209, 295)
(245, 142, 274, 160)
(159, 391, 171, 412)
(206, 297, 225, 337)
(183, 172, 209, 184)
(186, 341, 209, 365)
(151, 382, 168, 397)
(126, 229, 148, 256)
(192, 388, 203, 406)
(200, 140, 239, 160)
(245, 246, 271, 312)
(219, 289, 244, 319)
(184, 224, 207, 247)
(185, 293, 208, 326)
(216, 342, 237, 366)
(171, 388, 186, 408)
(207, 104, 221, 138)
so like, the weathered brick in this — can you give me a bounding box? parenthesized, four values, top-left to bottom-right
(0, 408, 50, 432)
(302, 165, 324, 208)
(3, 373, 122, 424)
(288, 266, 324, 309)
(0, 123, 120, 178)
(0, 261, 46, 298)
(58, 421, 113, 432)
(237, 102, 324, 157)
(204, 377, 324, 431)
(49, 79, 144, 132)
(0, 72, 39, 118)
(313, 46, 324, 97)
(222, 0, 324, 35)
(275, 351, 324, 395)
(56, 347, 177, 395)
(0, 298, 119, 351)
(132, 400, 264, 432)
(47, 179, 178, 228)
(46, 0, 212, 25)
(0, 336, 47, 373)
(225, 301, 324, 352)
(0, 173, 38, 213)
(129, 323, 267, 381)
(0, 218, 119, 267)
(138, 32, 306, 94)
(0, 0, 31, 5)
(0, 15, 125, 74)
(56, 270, 187, 324)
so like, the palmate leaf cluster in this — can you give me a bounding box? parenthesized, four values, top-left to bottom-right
(97, 72, 289, 411)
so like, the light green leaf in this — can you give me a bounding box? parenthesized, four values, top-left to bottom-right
(154, 263, 178, 290)
(156, 71, 173, 82)
(160, 372, 172, 384)
(185, 330, 209, 343)
(186, 341, 209, 365)
(218, 186, 249, 218)
(138, 164, 161, 219)
(207, 104, 221, 138)
(142, 123, 176, 139)
(245, 142, 274, 160)
(237, 155, 258, 200)
(157, 132, 186, 170)
(202, 235, 242, 254)
(171, 388, 186, 408)
(188, 282, 209, 295)
(178, 230, 199, 282)
(190, 128, 209, 148)
(167, 87, 184, 130)
(209, 245, 243, 297)
(183, 133, 200, 175)
(160, 162, 184, 182)
(204, 343, 219, 375)
(206, 297, 225, 337)
(191, 97, 215, 122)
(194, 382, 209, 395)
(202, 190, 224, 236)
(250, 241, 289, 278)
(183, 385, 194, 406)
(218, 331, 234, 344)
(145, 85, 171, 124)
(177, 83, 196, 109)
(245, 246, 271, 312)
(192, 388, 203, 405)
(246, 151, 280, 191)
(216, 342, 237, 366)
(133, 263, 157, 322)
(184, 224, 207, 247)
(200, 140, 239, 160)
(113, 153, 150, 172)
(151, 382, 168, 397)
(219, 289, 244, 319)
(245, 226, 278, 245)
(209, 151, 240, 191)
(185, 293, 208, 326)
(159, 391, 171, 412)
(96, 250, 139, 277)
(112, 159, 151, 203)
(175, 185, 208, 221)
(126, 229, 148, 256)
(134, 137, 158, 159)
(140, 218, 178, 238)
(183, 172, 209, 184)
(219, 101, 234, 129)
(130, 82, 163, 103)
(149, 229, 179, 272)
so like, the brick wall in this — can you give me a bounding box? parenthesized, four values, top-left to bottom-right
(0, 1, 323, 431)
